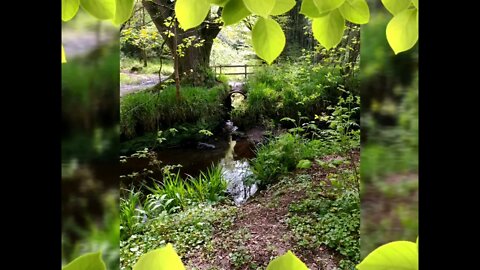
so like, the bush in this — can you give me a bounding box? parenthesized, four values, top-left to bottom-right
(232, 63, 348, 129)
(250, 133, 329, 187)
(120, 84, 228, 138)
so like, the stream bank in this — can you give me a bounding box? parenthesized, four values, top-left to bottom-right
(121, 151, 360, 270)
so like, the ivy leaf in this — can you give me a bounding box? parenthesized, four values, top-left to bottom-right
(133, 243, 185, 270)
(243, 0, 276, 18)
(297, 159, 312, 169)
(339, 0, 370, 24)
(356, 241, 418, 270)
(62, 252, 106, 270)
(209, 0, 229, 6)
(381, 0, 411, 15)
(271, 0, 296, 16)
(412, 0, 418, 9)
(252, 17, 285, 64)
(223, 0, 251, 26)
(266, 250, 309, 270)
(62, 45, 67, 63)
(300, 0, 327, 18)
(312, 10, 345, 50)
(80, 0, 116, 20)
(175, 0, 211, 30)
(62, 0, 80, 21)
(386, 8, 418, 54)
(113, 0, 135, 25)
(313, 0, 345, 14)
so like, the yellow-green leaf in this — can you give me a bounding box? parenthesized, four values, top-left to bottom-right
(271, 0, 296, 16)
(62, 0, 80, 21)
(62, 252, 106, 270)
(381, 0, 411, 15)
(62, 45, 67, 63)
(313, 0, 345, 13)
(113, 0, 135, 25)
(133, 244, 185, 270)
(412, 0, 418, 9)
(252, 17, 285, 64)
(312, 10, 345, 49)
(243, 0, 276, 18)
(300, 0, 327, 18)
(339, 0, 370, 24)
(357, 241, 418, 270)
(209, 0, 229, 6)
(386, 8, 418, 54)
(223, 0, 251, 26)
(266, 251, 309, 270)
(175, 0, 211, 30)
(80, 0, 116, 20)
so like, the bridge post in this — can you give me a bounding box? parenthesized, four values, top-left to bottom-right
(244, 64, 247, 79)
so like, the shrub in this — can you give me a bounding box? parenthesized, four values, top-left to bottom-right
(251, 133, 323, 187)
(232, 63, 349, 129)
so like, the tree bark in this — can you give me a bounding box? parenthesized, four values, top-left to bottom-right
(142, 0, 222, 86)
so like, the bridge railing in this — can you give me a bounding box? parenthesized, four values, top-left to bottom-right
(211, 64, 263, 78)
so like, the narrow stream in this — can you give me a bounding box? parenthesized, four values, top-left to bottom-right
(121, 124, 259, 205)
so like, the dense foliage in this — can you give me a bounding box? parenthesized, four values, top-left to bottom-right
(120, 84, 228, 139)
(232, 64, 348, 129)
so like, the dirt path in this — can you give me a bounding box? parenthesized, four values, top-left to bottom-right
(183, 156, 348, 270)
(120, 72, 169, 97)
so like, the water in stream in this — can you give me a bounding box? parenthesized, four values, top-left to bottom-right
(122, 130, 259, 205)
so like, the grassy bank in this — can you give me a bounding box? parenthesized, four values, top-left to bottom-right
(232, 63, 356, 130)
(120, 84, 228, 141)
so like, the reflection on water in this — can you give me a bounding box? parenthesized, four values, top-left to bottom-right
(219, 137, 258, 205)
(122, 133, 259, 204)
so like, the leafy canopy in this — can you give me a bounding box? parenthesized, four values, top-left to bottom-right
(62, 0, 418, 63)
(173, 0, 417, 63)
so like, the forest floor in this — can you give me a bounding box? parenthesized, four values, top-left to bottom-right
(182, 151, 360, 270)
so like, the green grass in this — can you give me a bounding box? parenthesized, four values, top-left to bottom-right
(120, 84, 228, 138)
(121, 57, 174, 76)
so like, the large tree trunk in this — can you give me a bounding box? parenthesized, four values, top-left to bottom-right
(142, 0, 221, 86)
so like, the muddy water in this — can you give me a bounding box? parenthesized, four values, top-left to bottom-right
(122, 136, 258, 204)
